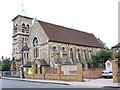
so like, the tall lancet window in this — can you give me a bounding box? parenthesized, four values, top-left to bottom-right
(70, 48, 74, 63)
(89, 50, 92, 61)
(26, 24, 29, 33)
(84, 49, 87, 61)
(77, 49, 81, 63)
(22, 23, 25, 33)
(33, 37, 39, 58)
(13, 24, 18, 34)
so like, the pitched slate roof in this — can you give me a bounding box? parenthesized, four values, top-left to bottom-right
(38, 59, 49, 66)
(38, 20, 104, 48)
(23, 59, 49, 67)
(21, 43, 30, 51)
(112, 43, 120, 48)
(23, 61, 33, 67)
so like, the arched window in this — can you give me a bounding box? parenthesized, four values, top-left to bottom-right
(70, 48, 73, 62)
(84, 49, 87, 61)
(22, 29, 24, 33)
(70, 48, 72, 51)
(13, 24, 17, 34)
(62, 47, 65, 51)
(33, 37, 39, 58)
(77, 49, 81, 62)
(53, 46, 56, 51)
(22, 38, 24, 41)
(22, 23, 25, 33)
(26, 24, 29, 29)
(61, 47, 65, 53)
(90, 50, 91, 53)
(27, 52, 29, 59)
(89, 50, 92, 60)
(22, 23, 25, 27)
(26, 24, 29, 33)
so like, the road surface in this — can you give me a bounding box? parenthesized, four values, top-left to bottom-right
(1, 79, 82, 88)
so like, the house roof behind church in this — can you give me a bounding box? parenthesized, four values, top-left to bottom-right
(38, 20, 104, 48)
(112, 43, 120, 48)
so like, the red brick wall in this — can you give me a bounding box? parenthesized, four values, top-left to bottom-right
(26, 64, 83, 81)
(83, 68, 104, 79)
(45, 68, 57, 74)
(118, 73, 120, 83)
(26, 74, 32, 79)
(61, 75, 77, 81)
(34, 74, 42, 79)
(45, 74, 58, 80)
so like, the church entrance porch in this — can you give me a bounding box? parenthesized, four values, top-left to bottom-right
(23, 59, 49, 78)
(10, 60, 20, 77)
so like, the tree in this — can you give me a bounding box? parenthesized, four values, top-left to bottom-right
(115, 51, 120, 61)
(91, 49, 112, 68)
(2, 58, 11, 71)
(91, 52, 100, 68)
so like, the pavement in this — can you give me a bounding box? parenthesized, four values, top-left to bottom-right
(1, 76, 120, 88)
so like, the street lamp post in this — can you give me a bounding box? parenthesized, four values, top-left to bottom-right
(21, 40, 25, 78)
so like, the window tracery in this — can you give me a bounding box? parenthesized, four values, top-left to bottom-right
(33, 37, 39, 58)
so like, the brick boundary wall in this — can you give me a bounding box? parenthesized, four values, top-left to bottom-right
(83, 68, 104, 79)
(25, 64, 83, 81)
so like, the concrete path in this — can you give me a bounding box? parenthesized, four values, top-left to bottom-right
(1, 77, 120, 88)
(68, 78, 119, 88)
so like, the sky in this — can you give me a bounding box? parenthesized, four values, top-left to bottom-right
(0, 0, 119, 59)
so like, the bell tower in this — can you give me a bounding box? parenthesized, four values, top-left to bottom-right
(12, 9, 33, 61)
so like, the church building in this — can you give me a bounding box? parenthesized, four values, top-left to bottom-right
(11, 10, 105, 76)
